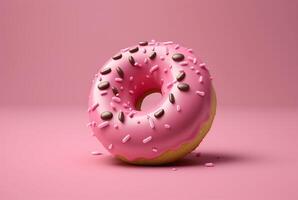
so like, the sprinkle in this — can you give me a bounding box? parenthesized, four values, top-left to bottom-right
(160, 56, 165, 61)
(164, 68, 168, 73)
(137, 120, 141, 124)
(165, 47, 169, 55)
(176, 105, 181, 112)
(148, 42, 155, 45)
(91, 151, 102, 155)
(123, 103, 129, 108)
(169, 64, 172, 69)
(120, 86, 124, 91)
(193, 58, 197, 64)
(180, 61, 188, 66)
(115, 77, 123, 83)
(144, 57, 148, 64)
(108, 144, 113, 150)
(122, 134, 131, 143)
(146, 75, 150, 78)
(190, 66, 194, 70)
(143, 136, 153, 144)
(151, 46, 155, 51)
(172, 168, 177, 171)
(199, 63, 206, 67)
(128, 110, 136, 118)
(164, 124, 171, 129)
(110, 102, 117, 110)
(166, 80, 177, 88)
(174, 44, 180, 49)
(100, 91, 108, 96)
(129, 76, 134, 81)
(204, 162, 214, 167)
(88, 103, 99, 112)
(199, 75, 203, 83)
(98, 121, 109, 129)
(160, 79, 164, 84)
(152, 147, 158, 152)
(150, 65, 159, 74)
(141, 81, 145, 85)
(87, 121, 97, 128)
(142, 48, 147, 54)
(121, 48, 129, 52)
(195, 70, 200, 75)
(196, 91, 205, 97)
(187, 48, 193, 53)
(163, 41, 174, 45)
(112, 96, 121, 103)
(188, 56, 195, 62)
(147, 116, 155, 129)
(129, 90, 134, 95)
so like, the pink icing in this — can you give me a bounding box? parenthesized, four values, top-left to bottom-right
(88, 41, 213, 161)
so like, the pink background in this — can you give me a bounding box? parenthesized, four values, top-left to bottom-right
(1, 0, 298, 199)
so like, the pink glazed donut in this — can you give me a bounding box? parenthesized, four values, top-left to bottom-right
(88, 40, 216, 165)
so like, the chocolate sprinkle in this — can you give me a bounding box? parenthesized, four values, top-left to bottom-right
(129, 46, 139, 53)
(116, 66, 124, 78)
(177, 83, 190, 91)
(98, 81, 110, 90)
(112, 87, 119, 95)
(169, 93, 175, 104)
(149, 52, 157, 60)
(100, 67, 111, 75)
(176, 71, 186, 81)
(112, 53, 122, 60)
(128, 56, 135, 66)
(101, 111, 113, 120)
(172, 53, 185, 62)
(118, 111, 125, 123)
(139, 41, 148, 46)
(154, 109, 165, 118)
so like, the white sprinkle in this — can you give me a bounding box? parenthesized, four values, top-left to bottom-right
(114, 124, 119, 129)
(110, 102, 117, 111)
(129, 76, 134, 81)
(174, 44, 180, 49)
(142, 136, 153, 144)
(112, 96, 121, 103)
(164, 124, 171, 129)
(180, 61, 188, 66)
(122, 48, 129, 52)
(100, 91, 108, 96)
(152, 147, 158, 152)
(163, 41, 174, 45)
(122, 134, 131, 143)
(150, 65, 159, 74)
(147, 116, 155, 129)
(142, 48, 146, 53)
(151, 39, 156, 43)
(98, 121, 109, 129)
(196, 91, 205, 97)
(199, 75, 203, 83)
(204, 162, 214, 167)
(129, 90, 134, 95)
(128, 110, 136, 118)
(176, 105, 181, 112)
(134, 62, 142, 67)
(165, 47, 169, 55)
(88, 102, 99, 112)
(91, 151, 102, 155)
(160, 56, 165, 61)
(144, 57, 148, 64)
(199, 63, 206, 67)
(187, 48, 193, 53)
(115, 77, 123, 83)
(108, 144, 113, 150)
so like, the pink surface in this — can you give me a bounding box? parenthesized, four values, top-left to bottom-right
(1, 107, 298, 199)
(88, 42, 213, 161)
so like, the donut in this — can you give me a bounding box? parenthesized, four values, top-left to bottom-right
(87, 40, 216, 165)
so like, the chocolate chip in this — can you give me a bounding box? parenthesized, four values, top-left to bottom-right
(116, 66, 124, 78)
(118, 111, 125, 123)
(112, 87, 119, 95)
(98, 81, 110, 90)
(172, 53, 185, 62)
(176, 71, 186, 81)
(129, 46, 139, 53)
(149, 51, 156, 60)
(139, 41, 148, 46)
(128, 56, 135, 66)
(169, 93, 175, 104)
(177, 83, 190, 91)
(101, 111, 113, 120)
(154, 109, 165, 118)
(100, 67, 111, 75)
(112, 53, 122, 60)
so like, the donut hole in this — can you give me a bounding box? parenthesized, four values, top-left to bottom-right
(135, 89, 163, 111)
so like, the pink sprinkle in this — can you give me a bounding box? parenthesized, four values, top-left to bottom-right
(91, 151, 102, 156)
(113, 124, 119, 129)
(134, 62, 142, 67)
(196, 91, 205, 97)
(142, 48, 146, 53)
(110, 102, 117, 110)
(143, 136, 153, 144)
(112, 96, 121, 103)
(172, 168, 177, 171)
(129, 90, 134, 95)
(195, 70, 200, 75)
(199, 75, 203, 83)
(176, 105, 181, 112)
(180, 61, 188, 66)
(137, 120, 141, 124)
(87, 121, 97, 128)
(128, 110, 136, 118)
(150, 65, 159, 74)
(199, 63, 206, 67)
(123, 103, 129, 108)
(148, 42, 155, 45)
(147, 116, 155, 129)
(165, 47, 169, 55)
(164, 124, 171, 129)
(151, 46, 155, 51)
(166, 80, 177, 89)
(115, 78, 123, 83)
(141, 82, 145, 85)
(204, 162, 214, 167)
(193, 58, 197, 64)
(187, 48, 193, 53)
(190, 66, 194, 70)
(152, 147, 158, 152)
(163, 41, 174, 45)
(146, 75, 150, 79)
(160, 56, 165, 61)
(210, 76, 213, 80)
(129, 76, 134, 81)
(88, 102, 99, 112)
(160, 79, 164, 84)
(134, 85, 137, 90)
(120, 86, 124, 91)
(108, 144, 113, 150)
(144, 57, 148, 64)
(164, 68, 168, 73)
(122, 47, 129, 52)
(122, 134, 131, 143)
(169, 64, 172, 69)
(188, 56, 195, 62)
(100, 91, 108, 96)
(174, 44, 180, 49)
(98, 121, 109, 129)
